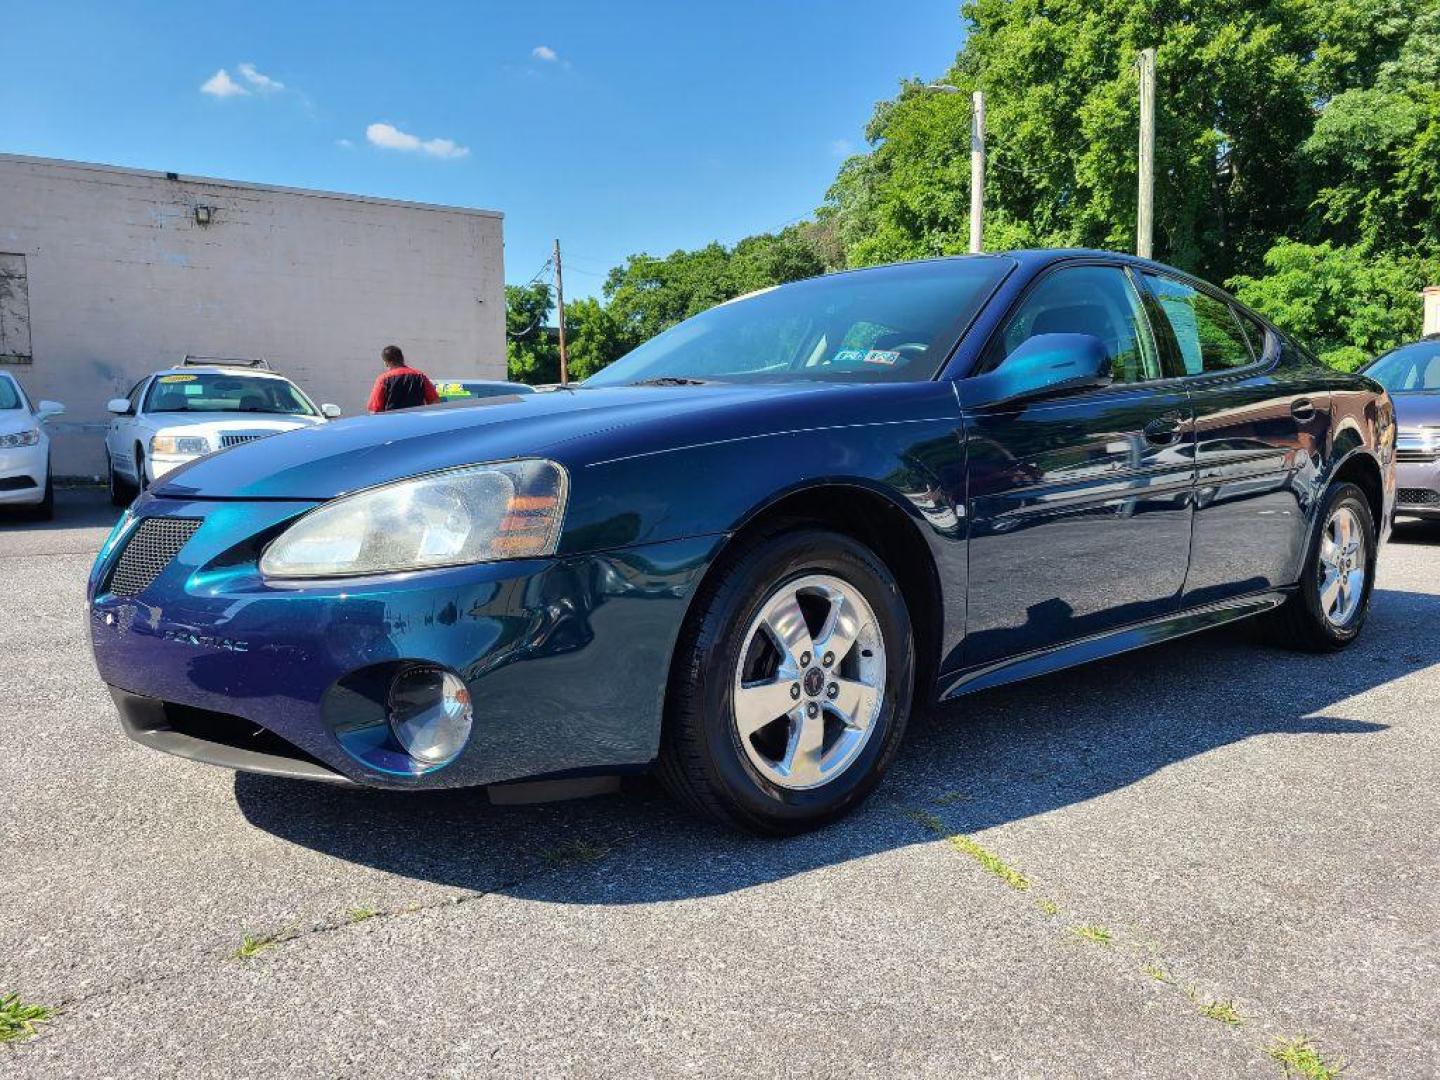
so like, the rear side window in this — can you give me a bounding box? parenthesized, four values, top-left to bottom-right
(980, 265, 1162, 383)
(1143, 274, 1254, 375)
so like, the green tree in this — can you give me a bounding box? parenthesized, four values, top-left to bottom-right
(505, 282, 559, 384)
(563, 297, 628, 380)
(1229, 241, 1439, 370)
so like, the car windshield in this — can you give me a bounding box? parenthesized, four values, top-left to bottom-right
(1365, 342, 1440, 392)
(144, 373, 318, 415)
(436, 381, 534, 400)
(0, 378, 20, 410)
(582, 258, 1014, 387)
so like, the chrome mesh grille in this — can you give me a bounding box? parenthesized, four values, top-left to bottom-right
(1398, 488, 1439, 507)
(220, 433, 266, 448)
(107, 517, 202, 597)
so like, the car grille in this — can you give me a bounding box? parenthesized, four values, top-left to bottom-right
(1398, 488, 1440, 507)
(107, 517, 202, 597)
(220, 433, 268, 448)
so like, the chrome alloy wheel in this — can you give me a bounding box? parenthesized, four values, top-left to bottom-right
(1318, 505, 1367, 628)
(731, 573, 886, 791)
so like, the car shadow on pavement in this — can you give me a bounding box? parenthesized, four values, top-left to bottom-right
(234, 585, 1440, 906)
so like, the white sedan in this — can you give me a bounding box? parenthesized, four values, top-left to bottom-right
(0, 370, 64, 519)
(105, 362, 340, 505)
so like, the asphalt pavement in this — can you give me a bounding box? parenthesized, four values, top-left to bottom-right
(2, 488, 1438, 1078)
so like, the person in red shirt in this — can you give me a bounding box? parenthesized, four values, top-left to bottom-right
(367, 344, 440, 413)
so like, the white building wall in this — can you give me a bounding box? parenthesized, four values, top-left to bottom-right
(0, 154, 505, 476)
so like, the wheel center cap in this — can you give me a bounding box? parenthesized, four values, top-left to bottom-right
(803, 667, 825, 697)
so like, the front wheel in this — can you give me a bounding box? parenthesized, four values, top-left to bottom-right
(1265, 481, 1377, 651)
(107, 451, 133, 507)
(658, 528, 914, 835)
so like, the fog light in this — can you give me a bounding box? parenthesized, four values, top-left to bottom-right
(387, 666, 472, 766)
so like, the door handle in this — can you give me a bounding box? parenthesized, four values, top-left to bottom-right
(1291, 398, 1317, 422)
(1143, 413, 1184, 446)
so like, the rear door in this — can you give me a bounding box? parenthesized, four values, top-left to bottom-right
(1137, 272, 1327, 604)
(958, 262, 1196, 669)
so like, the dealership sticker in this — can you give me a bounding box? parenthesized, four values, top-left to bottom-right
(158, 374, 197, 383)
(863, 349, 901, 366)
(832, 348, 866, 366)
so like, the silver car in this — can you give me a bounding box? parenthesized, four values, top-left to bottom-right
(1365, 336, 1440, 519)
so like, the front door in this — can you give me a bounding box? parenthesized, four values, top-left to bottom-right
(957, 263, 1195, 669)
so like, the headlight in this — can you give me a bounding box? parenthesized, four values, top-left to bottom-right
(0, 428, 40, 448)
(260, 459, 568, 579)
(151, 434, 210, 455)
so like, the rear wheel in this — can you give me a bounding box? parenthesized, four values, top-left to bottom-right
(658, 528, 914, 834)
(1265, 481, 1376, 651)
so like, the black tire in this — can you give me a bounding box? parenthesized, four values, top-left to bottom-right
(657, 528, 914, 835)
(1264, 481, 1377, 652)
(107, 451, 133, 507)
(134, 448, 148, 494)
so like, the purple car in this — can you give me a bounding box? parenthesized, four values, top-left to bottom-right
(1365, 336, 1440, 520)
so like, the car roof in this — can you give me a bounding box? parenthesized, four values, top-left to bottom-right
(149, 366, 293, 380)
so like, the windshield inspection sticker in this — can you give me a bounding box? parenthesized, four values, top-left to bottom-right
(158, 374, 197, 383)
(863, 349, 901, 366)
(832, 348, 866, 366)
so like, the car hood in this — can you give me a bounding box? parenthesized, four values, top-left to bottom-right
(1390, 392, 1440, 427)
(153, 383, 836, 500)
(0, 411, 37, 435)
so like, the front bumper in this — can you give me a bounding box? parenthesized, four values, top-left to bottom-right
(0, 442, 47, 504)
(89, 495, 722, 788)
(1396, 458, 1440, 517)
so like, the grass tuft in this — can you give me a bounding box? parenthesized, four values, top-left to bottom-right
(233, 929, 292, 960)
(1066, 923, 1113, 946)
(1197, 999, 1242, 1026)
(346, 906, 380, 924)
(0, 994, 55, 1043)
(1267, 1036, 1343, 1079)
(931, 789, 971, 805)
(543, 838, 611, 867)
(1036, 898, 1060, 917)
(1142, 962, 1169, 982)
(901, 809, 1030, 891)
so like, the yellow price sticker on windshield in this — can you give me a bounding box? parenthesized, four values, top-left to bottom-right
(159, 374, 197, 383)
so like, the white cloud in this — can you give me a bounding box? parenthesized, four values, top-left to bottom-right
(829, 138, 855, 157)
(365, 122, 470, 160)
(200, 69, 249, 98)
(336, 138, 354, 149)
(531, 45, 558, 62)
(237, 62, 284, 93)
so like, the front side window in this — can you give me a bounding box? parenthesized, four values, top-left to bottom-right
(0, 377, 20, 410)
(1143, 274, 1254, 375)
(582, 257, 1014, 387)
(143, 373, 318, 415)
(1365, 342, 1440, 392)
(981, 265, 1161, 383)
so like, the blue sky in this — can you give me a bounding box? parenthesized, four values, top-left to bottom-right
(1, 1, 963, 298)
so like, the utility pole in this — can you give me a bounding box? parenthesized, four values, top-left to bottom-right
(1136, 47, 1156, 260)
(969, 90, 986, 253)
(553, 238, 569, 385)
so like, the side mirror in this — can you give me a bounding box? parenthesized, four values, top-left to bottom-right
(36, 400, 65, 420)
(321, 403, 342, 419)
(106, 398, 133, 416)
(961, 333, 1113, 409)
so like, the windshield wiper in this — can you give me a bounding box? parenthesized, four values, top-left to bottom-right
(629, 376, 712, 387)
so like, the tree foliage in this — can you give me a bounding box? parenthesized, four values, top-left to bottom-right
(506, 0, 1440, 380)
